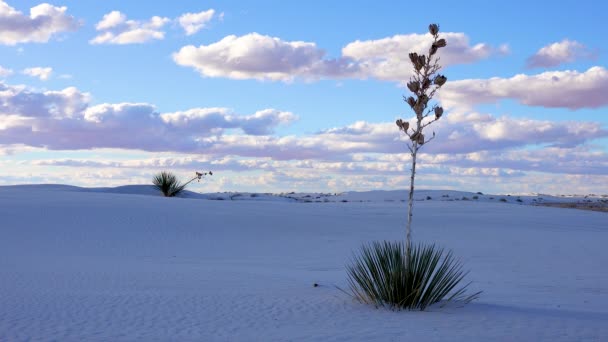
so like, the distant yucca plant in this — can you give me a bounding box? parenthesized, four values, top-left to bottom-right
(346, 241, 480, 311)
(152, 171, 186, 197)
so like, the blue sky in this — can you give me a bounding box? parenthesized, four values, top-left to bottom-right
(0, 0, 607, 194)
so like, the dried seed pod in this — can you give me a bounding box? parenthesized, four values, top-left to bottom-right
(396, 119, 410, 131)
(429, 45, 438, 56)
(434, 75, 447, 86)
(422, 78, 431, 90)
(417, 133, 425, 145)
(434, 106, 443, 119)
(418, 55, 426, 67)
(407, 81, 419, 93)
(409, 52, 419, 65)
(406, 96, 416, 108)
(429, 24, 439, 35)
(409, 53, 425, 71)
(435, 39, 447, 48)
(418, 94, 429, 106)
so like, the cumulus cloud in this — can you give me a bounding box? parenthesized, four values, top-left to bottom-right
(22, 66, 52, 80)
(0, 0, 80, 45)
(0, 80, 605, 159)
(440, 67, 608, 111)
(312, 113, 607, 156)
(418, 147, 608, 176)
(1, 81, 606, 195)
(178, 9, 216, 35)
(173, 31, 499, 82)
(174, 112, 605, 162)
(90, 10, 170, 44)
(161, 107, 297, 135)
(173, 33, 358, 82)
(434, 112, 607, 152)
(341, 32, 501, 81)
(0, 65, 13, 77)
(0, 82, 296, 151)
(0, 84, 90, 119)
(91, 8, 221, 44)
(527, 39, 596, 68)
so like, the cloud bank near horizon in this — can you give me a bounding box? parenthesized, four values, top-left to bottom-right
(0, 81, 605, 157)
(0, 79, 606, 194)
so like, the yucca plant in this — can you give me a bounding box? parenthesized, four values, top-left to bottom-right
(346, 241, 480, 311)
(345, 24, 480, 311)
(152, 170, 213, 197)
(152, 171, 187, 197)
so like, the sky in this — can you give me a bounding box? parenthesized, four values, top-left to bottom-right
(0, 0, 607, 195)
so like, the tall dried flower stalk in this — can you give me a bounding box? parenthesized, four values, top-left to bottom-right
(395, 23, 447, 251)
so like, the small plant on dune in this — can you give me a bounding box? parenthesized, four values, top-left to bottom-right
(346, 24, 480, 310)
(153, 171, 212, 197)
(153, 171, 185, 197)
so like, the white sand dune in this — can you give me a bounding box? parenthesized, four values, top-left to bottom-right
(0, 185, 607, 341)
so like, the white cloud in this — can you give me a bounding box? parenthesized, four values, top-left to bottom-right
(0, 84, 90, 119)
(31, 155, 278, 174)
(0, 0, 80, 45)
(22, 66, 52, 80)
(440, 67, 608, 111)
(0, 82, 296, 151)
(1, 81, 606, 194)
(0, 65, 13, 77)
(173, 33, 356, 82)
(15, 144, 608, 193)
(94, 10, 126, 31)
(178, 9, 216, 35)
(90, 11, 170, 45)
(342, 32, 499, 81)
(527, 39, 596, 68)
(5, 145, 608, 194)
(416, 147, 608, 176)
(161, 108, 297, 135)
(0, 80, 604, 158)
(173, 31, 498, 82)
(0, 143, 34, 156)
(317, 113, 606, 156)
